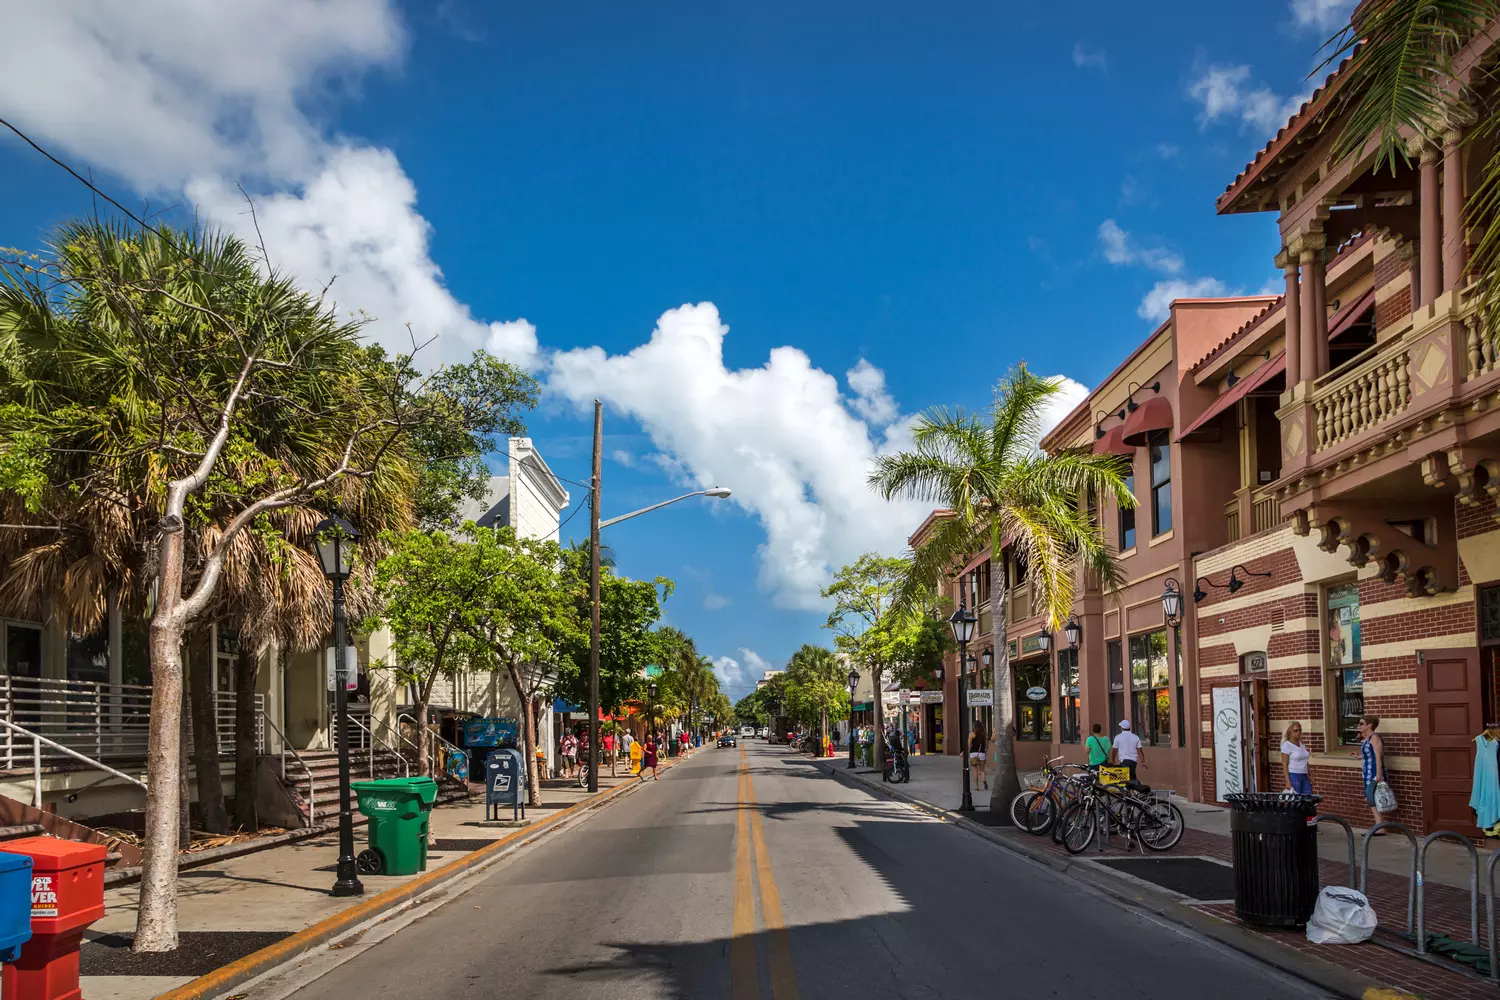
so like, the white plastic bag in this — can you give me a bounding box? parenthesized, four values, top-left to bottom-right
(1306, 887, 1377, 945)
(1373, 780, 1398, 814)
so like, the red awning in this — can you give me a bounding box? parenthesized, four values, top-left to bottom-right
(1328, 288, 1374, 341)
(1178, 353, 1287, 441)
(1119, 395, 1174, 447)
(1091, 424, 1133, 456)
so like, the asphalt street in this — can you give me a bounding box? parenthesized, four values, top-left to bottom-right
(284, 741, 1334, 999)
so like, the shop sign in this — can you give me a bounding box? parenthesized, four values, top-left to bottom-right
(920, 690, 944, 703)
(1025, 686, 1048, 702)
(966, 689, 993, 707)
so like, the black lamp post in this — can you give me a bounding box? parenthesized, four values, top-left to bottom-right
(1064, 615, 1083, 650)
(847, 667, 859, 768)
(947, 601, 977, 812)
(314, 515, 363, 898)
(1162, 579, 1185, 746)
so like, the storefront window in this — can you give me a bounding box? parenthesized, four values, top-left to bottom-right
(1108, 640, 1124, 729)
(1325, 582, 1363, 747)
(1056, 648, 1080, 743)
(1014, 659, 1052, 741)
(1130, 630, 1171, 746)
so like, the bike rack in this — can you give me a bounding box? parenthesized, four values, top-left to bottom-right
(1416, 830, 1479, 956)
(1485, 848, 1500, 983)
(1361, 821, 1417, 935)
(1311, 814, 1356, 889)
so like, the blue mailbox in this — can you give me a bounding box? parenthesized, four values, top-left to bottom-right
(485, 747, 528, 822)
(0, 851, 33, 963)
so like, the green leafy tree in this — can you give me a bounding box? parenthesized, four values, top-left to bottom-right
(367, 529, 495, 775)
(869, 364, 1130, 818)
(783, 643, 850, 753)
(457, 526, 584, 805)
(822, 553, 909, 768)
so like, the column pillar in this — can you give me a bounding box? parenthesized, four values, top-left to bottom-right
(1420, 142, 1442, 306)
(1297, 234, 1327, 379)
(1278, 248, 1302, 387)
(1443, 127, 1466, 292)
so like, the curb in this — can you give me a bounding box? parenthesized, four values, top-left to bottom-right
(153, 755, 687, 1000)
(813, 759, 1397, 1000)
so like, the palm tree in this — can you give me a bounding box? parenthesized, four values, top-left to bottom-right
(786, 644, 843, 754)
(869, 364, 1133, 818)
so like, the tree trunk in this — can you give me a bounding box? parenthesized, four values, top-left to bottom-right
(233, 638, 265, 831)
(413, 681, 432, 778)
(178, 665, 191, 848)
(987, 584, 1021, 818)
(506, 661, 542, 806)
(189, 631, 229, 835)
(134, 617, 185, 952)
(820, 709, 828, 757)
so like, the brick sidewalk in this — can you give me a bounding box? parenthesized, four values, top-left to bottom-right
(831, 761, 1499, 1000)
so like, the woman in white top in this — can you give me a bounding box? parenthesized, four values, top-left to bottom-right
(1280, 721, 1313, 795)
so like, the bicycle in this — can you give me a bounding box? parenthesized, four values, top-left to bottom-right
(1057, 770, 1185, 854)
(1010, 757, 1089, 837)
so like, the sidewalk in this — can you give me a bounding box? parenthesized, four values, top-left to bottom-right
(824, 752, 1497, 1000)
(80, 759, 678, 1000)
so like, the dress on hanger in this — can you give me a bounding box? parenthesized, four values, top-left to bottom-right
(1471, 734, 1500, 835)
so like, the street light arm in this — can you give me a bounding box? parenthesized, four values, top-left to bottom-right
(598, 488, 729, 529)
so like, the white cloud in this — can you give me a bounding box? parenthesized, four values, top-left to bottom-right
(1039, 377, 1090, 439)
(740, 648, 773, 675)
(1097, 219, 1182, 274)
(0, 1, 536, 368)
(703, 593, 730, 611)
(1188, 64, 1309, 134)
(547, 303, 933, 610)
(1072, 44, 1107, 72)
(1155, 143, 1180, 159)
(1289, 0, 1355, 32)
(1137, 277, 1234, 322)
(611, 449, 638, 468)
(846, 359, 899, 426)
(712, 656, 751, 696)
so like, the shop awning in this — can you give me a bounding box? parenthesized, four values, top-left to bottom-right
(1091, 424, 1134, 456)
(1119, 395, 1174, 447)
(1328, 288, 1374, 340)
(850, 702, 872, 712)
(1178, 353, 1286, 441)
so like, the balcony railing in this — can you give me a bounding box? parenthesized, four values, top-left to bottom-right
(1252, 487, 1280, 534)
(0, 676, 263, 772)
(1312, 337, 1412, 453)
(1224, 499, 1241, 543)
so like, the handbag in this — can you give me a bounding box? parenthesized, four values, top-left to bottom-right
(1374, 780, 1398, 813)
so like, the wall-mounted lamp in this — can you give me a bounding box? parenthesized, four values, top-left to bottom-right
(1125, 381, 1162, 412)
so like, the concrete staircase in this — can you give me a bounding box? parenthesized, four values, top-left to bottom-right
(278, 747, 413, 825)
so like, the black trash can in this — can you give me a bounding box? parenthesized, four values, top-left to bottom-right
(1225, 792, 1322, 928)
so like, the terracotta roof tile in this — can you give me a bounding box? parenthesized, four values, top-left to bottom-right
(1217, 48, 1359, 215)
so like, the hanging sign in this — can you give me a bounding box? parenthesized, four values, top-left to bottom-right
(324, 647, 358, 692)
(966, 689, 994, 707)
(920, 690, 944, 703)
(1025, 686, 1048, 702)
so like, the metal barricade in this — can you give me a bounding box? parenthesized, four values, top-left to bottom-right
(1361, 821, 1418, 934)
(1485, 848, 1500, 983)
(1417, 830, 1479, 956)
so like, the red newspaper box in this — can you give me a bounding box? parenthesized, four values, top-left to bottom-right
(0, 838, 105, 1000)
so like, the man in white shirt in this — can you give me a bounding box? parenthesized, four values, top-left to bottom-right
(1111, 719, 1145, 781)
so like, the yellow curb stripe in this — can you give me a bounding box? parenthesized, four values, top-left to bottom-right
(745, 758, 800, 1000)
(154, 759, 681, 1000)
(730, 752, 757, 1000)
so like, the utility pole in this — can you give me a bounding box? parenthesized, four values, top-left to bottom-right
(588, 400, 603, 793)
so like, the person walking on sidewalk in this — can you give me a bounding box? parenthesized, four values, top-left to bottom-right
(1281, 722, 1313, 795)
(1360, 715, 1391, 827)
(560, 731, 578, 779)
(642, 736, 660, 780)
(1085, 723, 1111, 772)
(968, 723, 989, 790)
(1111, 719, 1144, 781)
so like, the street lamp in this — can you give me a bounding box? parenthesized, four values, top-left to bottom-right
(1035, 628, 1053, 655)
(648, 680, 659, 747)
(847, 667, 860, 769)
(584, 472, 731, 793)
(1162, 578, 1184, 752)
(1161, 578, 1184, 627)
(947, 601, 977, 812)
(1064, 615, 1082, 649)
(313, 515, 363, 898)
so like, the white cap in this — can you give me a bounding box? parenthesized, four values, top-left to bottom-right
(1118, 719, 1132, 730)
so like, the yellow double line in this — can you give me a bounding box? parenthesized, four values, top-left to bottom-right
(730, 747, 800, 1000)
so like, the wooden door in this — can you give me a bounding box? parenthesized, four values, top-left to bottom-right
(1418, 647, 1482, 835)
(1240, 677, 1270, 791)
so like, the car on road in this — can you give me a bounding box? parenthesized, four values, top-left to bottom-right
(739, 725, 755, 738)
(717, 733, 737, 748)
(757, 727, 768, 739)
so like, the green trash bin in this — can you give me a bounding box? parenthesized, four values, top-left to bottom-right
(351, 776, 439, 876)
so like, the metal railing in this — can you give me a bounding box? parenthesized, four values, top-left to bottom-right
(0, 718, 146, 808)
(344, 714, 410, 779)
(258, 709, 314, 824)
(0, 676, 263, 770)
(398, 713, 464, 777)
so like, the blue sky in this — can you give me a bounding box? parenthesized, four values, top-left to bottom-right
(0, 0, 1352, 700)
